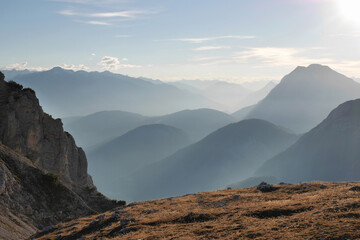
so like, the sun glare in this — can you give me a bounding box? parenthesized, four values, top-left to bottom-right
(338, 0, 360, 24)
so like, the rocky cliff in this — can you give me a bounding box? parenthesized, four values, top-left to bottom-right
(0, 72, 92, 188)
(0, 71, 123, 239)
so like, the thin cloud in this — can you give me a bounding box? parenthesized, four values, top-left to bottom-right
(1, 62, 47, 71)
(86, 20, 111, 25)
(193, 46, 231, 51)
(59, 9, 152, 19)
(98, 56, 142, 70)
(58, 64, 90, 71)
(165, 35, 255, 44)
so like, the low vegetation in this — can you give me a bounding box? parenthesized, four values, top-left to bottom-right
(32, 182, 360, 239)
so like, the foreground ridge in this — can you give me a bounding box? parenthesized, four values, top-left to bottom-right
(33, 182, 360, 239)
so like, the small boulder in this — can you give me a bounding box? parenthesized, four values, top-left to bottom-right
(257, 182, 277, 193)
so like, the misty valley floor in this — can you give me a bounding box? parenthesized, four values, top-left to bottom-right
(32, 182, 360, 239)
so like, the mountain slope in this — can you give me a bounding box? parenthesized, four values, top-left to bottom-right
(116, 119, 298, 202)
(9, 67, 211, 117)
(64, 108, 236, 150)
(63, 110, 149, 149)
(246, 64, 360, 133)
(88, 124, 190, 195)
(146, 108, 237, 142)
(33, 182, 360, 240)
(256, 98, 360, 183)
(236, 81, 276, 109)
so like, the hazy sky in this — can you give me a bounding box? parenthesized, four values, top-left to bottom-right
(1, 0, 360, 82)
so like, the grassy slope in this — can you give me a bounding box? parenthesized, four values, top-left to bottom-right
(33, 182, 360, 239)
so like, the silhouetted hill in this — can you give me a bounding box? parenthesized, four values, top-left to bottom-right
(9, 67, 212, 117)
(232, 104, 256, 120)
(246, 64, 360, 133)
(63, 111, 148, 149)
(64, 108, 236, 149)
(146, 108, 237, 142)
(256, 98, 360, 183)
(116, 119, 298, 202)
(88, 124, 190, 196)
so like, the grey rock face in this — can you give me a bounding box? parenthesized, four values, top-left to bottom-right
(0, 79, 92, 188)
(0, 72, 123, 238)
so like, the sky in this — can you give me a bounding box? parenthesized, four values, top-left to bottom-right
(1, 0, 360, 82)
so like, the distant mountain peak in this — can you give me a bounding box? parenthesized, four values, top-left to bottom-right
(246, 64, 360, 133)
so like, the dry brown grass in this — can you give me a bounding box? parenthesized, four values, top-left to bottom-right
(31, 182, 360, 239)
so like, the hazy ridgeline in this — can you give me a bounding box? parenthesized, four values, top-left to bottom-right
(4, 67, 274, 118)
(3, 64, 360, 203)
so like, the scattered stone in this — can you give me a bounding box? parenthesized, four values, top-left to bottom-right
(115, 210, 129, 215)
(119, 227, 131, 235)
(42, 226, 53, 232)
(120, 218, 135, 226)
(90, 220, 100, 226)
(96, 214, 105, 221)
(349, 186, 360, 191)
(213, 201, 227, 207)
(142, 209, 158, 214)
(257, 182, 277, 193)
(232, 195, 240, 200)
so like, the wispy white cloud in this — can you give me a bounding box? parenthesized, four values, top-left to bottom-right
(164, 35, 255, 44)
(85, 20, 111, 25)
(193, 45, 231, 51)
(58, 9, 152, 19)
(98, 56, 142, 70)
(58, 64, 90, 71)
(233, 47, 334, 67)
(1, 62, 47, 71)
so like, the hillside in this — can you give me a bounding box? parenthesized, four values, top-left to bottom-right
(116, 119, 297, 202)
(256, 98, 360, 183)
(246, 64, 360, 133)
(63, 111, 149, 150)
(32, 182, 360, 240)
(8, 67, 212, 117)
(88, 124, 190, 196)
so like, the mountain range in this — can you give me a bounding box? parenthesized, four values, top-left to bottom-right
(63, 108, 236, 149)
(114, 119, 298, 202)
(6, 67, 213, 117)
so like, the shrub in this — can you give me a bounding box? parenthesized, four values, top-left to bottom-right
(43, 172, 60, 186)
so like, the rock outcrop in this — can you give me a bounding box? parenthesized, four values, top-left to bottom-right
(0, 72, 123, 238)
(0, 73, 91, 188)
